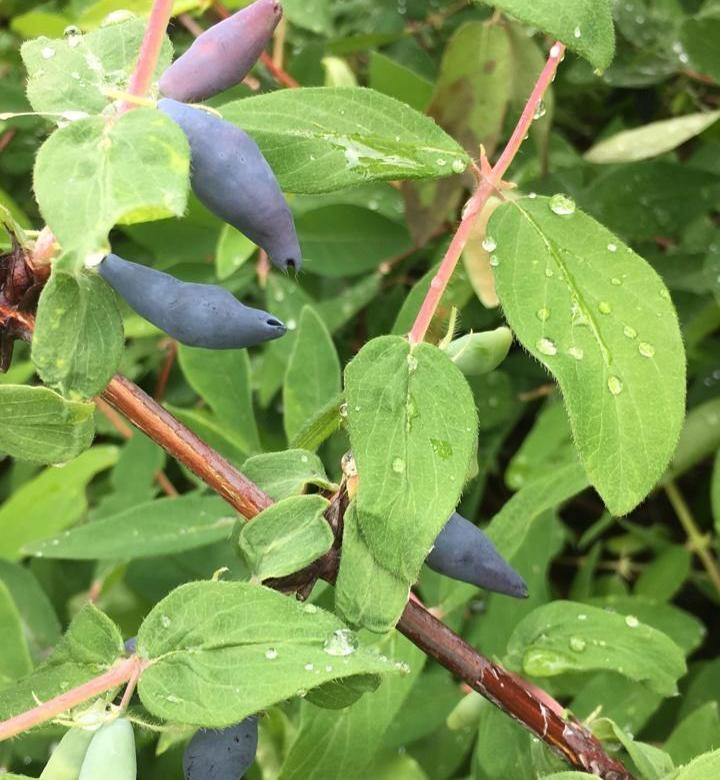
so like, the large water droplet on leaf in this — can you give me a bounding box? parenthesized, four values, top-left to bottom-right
(549, 193, 576, 216)
(323, 629, 358, 657)
(536, 337, 557, 356)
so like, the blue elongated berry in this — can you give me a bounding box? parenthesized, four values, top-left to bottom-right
(158, 98, 301, 273)
(160, 0, 283, 103)
(426, 512, 528, 598)
(183, 717, 258, 780)
(99, 254, 285, 349)
(124, 636, 137, 654)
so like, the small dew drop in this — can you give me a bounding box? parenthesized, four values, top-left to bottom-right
(436, 158, 447, 167)
(569, 636, 586, 652)
(550, 43, 562, 58)
(482, 236, 497, 252)
(451, 159, 466, 173)
(265, 648, 279, 660)
(323, 629, 358, 657)
(567, 346, 584, 360)
(536, 337, 557, 356)
(607, 243, 618, 253)
(623, 325, 637, 339)
(286, 318, 297, 331)
(659, 288, 670, 300)
(544, 267, 554, 278)
(536, 307, 550, 322)
(608, 375, 623, 396)
(489, 254, 500, 267)
(598, 301, 612, 315)
(533, 99, 547, 120)
(304, 663, 315, 672)
(625, 615, 640, 628)
(160, 615, 171, 628)
(41, 47, 55, 59)
(578, 613, 587, 621)
(549, 193, 576, 216)
(611, 277, 622, 286)
(392, 457, 406, 474)
(573, 25, 582, 38)
(303, 603, 318, 614)
(638, 342, 655, 358)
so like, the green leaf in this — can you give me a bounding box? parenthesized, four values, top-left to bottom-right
(428, 21, 512, 158)
(24, 495, 236, 560)
(487, 462, 589, 561)
(239, 495, 333, 581)
(34, 109, 190, 271)
(664, 702, 720, 767)
(0, 385, 96, 465)
(278, 633, 425, 780)
(243, 449, 337, 501)
(335, 503, 410, 633)
(215, 224, 256, 280)
(681, 17, 720, 84)
(442, 327, 513, 377)
(21, 18, 172, 117)
(178, 345, 260, 454)
(0, 560, 61, 661)
(0, 603, 123, 720)
(597, 718, 675, 780)
(368, 52, 433, 113)
(136, 581, 400, 727)
(345, 336, 477, 580)
(283, 0, 333, 35)
(284, 307, 341, 442)
(289, 394, 344, 452)
(39, 727, 94, 780)
(0, 581, 33, 683)
(712, 450, 720, 536)
(0, 446, 118, 559)
(297, 206, 411, 277)
(505, 601, 686, 696)
(221, 87, 469, 194)
(673, 748, 720, 780)
(32, 270, 124, 398)
(489, 196, 686, 515)
(584, 111, 720, 164)
(476, 0, 615, 70)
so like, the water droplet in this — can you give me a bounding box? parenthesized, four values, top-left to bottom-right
(577, 613, 587, 621)
(598, 301, 612, 314)
(607, 243, 618, 253)
(265, 648, 279, 660)
(625, 615, 639, 628)
(550, 43, 562, 58)
(533, 99, 547, 120)
(323, 629, 358, 657)
(537, 337, 557, 356)
(482, 236, 497, 252)
(536, 307, 551, 322)
(659, 288, 670, 300)
(41, 47, 56, 59)
(568, 346, 584, 360)
(430, 439, 453, 459)
(339, 403, 348, 419)
(611, 277, 622, 286)
(286, 318, 297, 331)
(430, 275, 442, 289)
(392, 457, 405, 473)
(573, 25, 582, 38)
(544, 267, 554, 278)
(569, 636, 586, 652)
(304, 663, 315, 671)
(489, 254, 499, 267)
(295, 688, 307, 698)
(608, 375, 623, 396)
(160, 615, 171, 628)
(303, 603, 318, 614)
(451, 159, 466, 173)
(436, 158, 447, 167)
(549, 193, 576, 216)
(63, 25, 82, 47)
(623, 325, 637, 339)
(407, 354, 418, 372)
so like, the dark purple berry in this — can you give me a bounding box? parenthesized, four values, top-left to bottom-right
(158, 98, 301, 273)
(160, 0, 283, 103)
(426, 512, 528, 598)
(183, 717, 258, 780)
(99, 254, 285, 349)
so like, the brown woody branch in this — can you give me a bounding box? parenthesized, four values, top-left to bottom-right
(100, 373, 634, 779)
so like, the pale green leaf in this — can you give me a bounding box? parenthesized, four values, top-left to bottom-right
(242, 449, 337, 501)
(712, 450, 720, 536)
(221, 87, 469, 194)
(505, 601, 686, 696)
(0, 446, 118, 559)
(0, 385, 96, 465)
(489, 196, 686, 515)
(672, 748, 720, 780)
(178, 345, 261, 454)
(345, 336, 477, 580)
(289, 394, 344, 452)
(476, 0, 615, 70)
(24, 495, 236, 560)
(239, 495, 333, 581)
(78, 1, 202, 29)
(136, 581, 400, 727)
(0, 581, 33, 683)
(32, 270, 124, 399)
(21, 18, 172, 117)
(297, 206, 411, 277)
(34, 109, 190, 271)
(215, 224, 256, 280)
(665, 702, 720, 767)
(284, 307, 341, 442)
(368, 52, 433, 113)
(593, 717, 674, 779)
(681, 17, 720, 85)
(585, 111, 720, 164)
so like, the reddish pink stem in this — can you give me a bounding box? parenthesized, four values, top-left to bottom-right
(119, 0, 174, 113)
(408, 42, 566, 346)
(0, 657, 144, 741)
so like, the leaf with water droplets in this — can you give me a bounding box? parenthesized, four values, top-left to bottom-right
(489, 196, 686, 515)
(136, 581, 399, 727)
(343, 336, 478, 583)
(221, 87, 469, 194)
(474, 0, 615, 70)
(505, 601, 686, 696)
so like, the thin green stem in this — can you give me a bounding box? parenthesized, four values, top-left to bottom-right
(665, 479, 720, 595)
